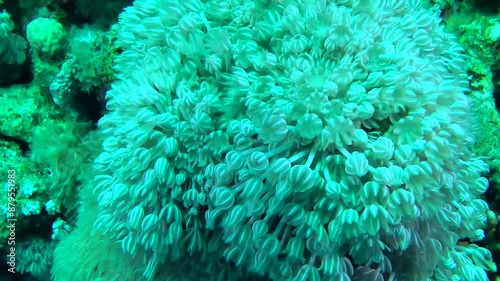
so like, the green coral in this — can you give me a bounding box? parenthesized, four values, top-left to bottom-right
(0, 84, 68, 143)
(31, 121, 92, 208)
(16, 238, 56, 280)
(0, 139, 50, 242)
(470, 89, 500, 184)
(69, 25, 117, 92)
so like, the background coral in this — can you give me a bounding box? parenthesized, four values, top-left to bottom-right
(15, 238, 56, 280)
(0, 4, 28, 85)
(49, 25, 116, 117)
(30, 121, 92, 209)
(26, 17, 66, 57)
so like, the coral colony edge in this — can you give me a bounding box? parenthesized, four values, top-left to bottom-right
(1, 0, 500, 281)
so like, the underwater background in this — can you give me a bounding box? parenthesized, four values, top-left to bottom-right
(1, 0, 500, 280)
